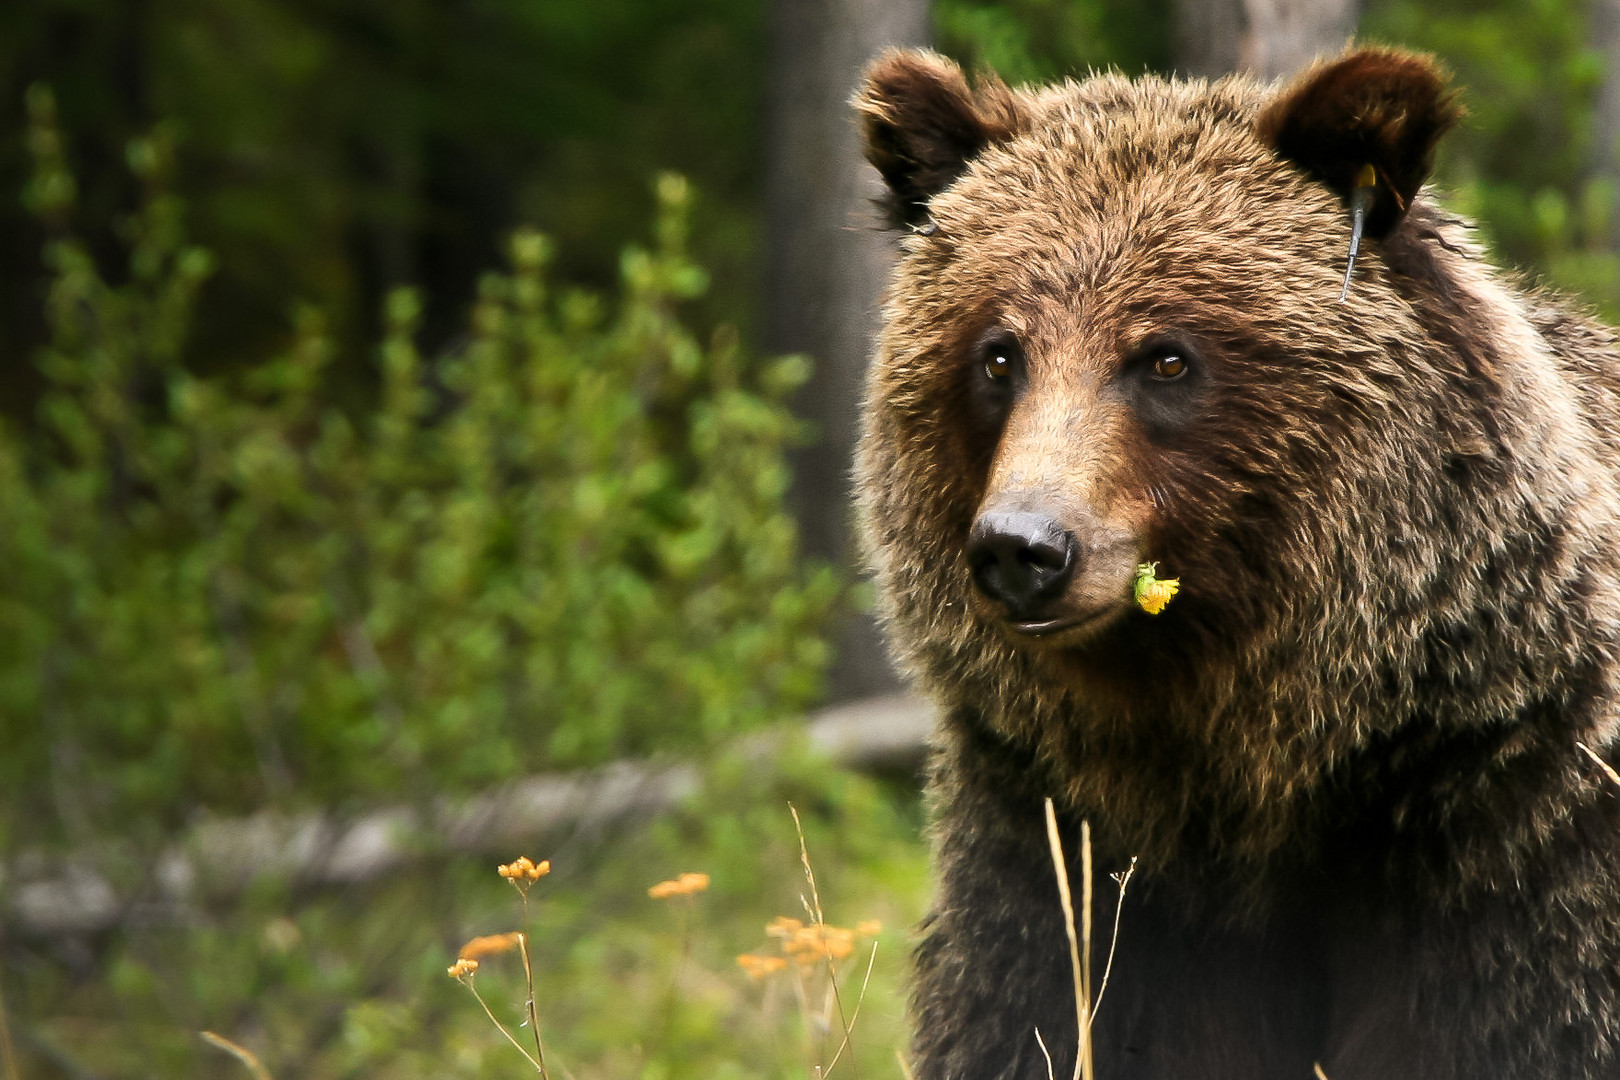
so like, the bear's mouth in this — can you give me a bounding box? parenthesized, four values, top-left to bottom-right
(1010, 617, 1079, 635)
(1006, 602, 1124, 641)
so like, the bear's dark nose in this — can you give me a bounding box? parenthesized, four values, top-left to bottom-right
(966, 510, 1077, 618)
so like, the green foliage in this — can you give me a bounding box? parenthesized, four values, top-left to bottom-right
(1365, 0, 1620, 318)
(0, 93, 838, 847)
(17, 750, 928, 1079)
(0, 0, 767, 380)
(934, 0, 1171, 85)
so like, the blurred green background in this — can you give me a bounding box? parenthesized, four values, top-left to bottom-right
(3, 0, 1618, 1076)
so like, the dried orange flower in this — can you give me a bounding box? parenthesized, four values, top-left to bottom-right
(855, 919, 883, 938)
(779, 923, 856, 965)
(811, 926, 857, 962)
(447, 958, 480, 979)
(648, 871, 711, 899)
(765, 916, 804, 939)
(497, 857, 551, 882)
(458, 932, 523, 961)
(737, 953, 789, 979)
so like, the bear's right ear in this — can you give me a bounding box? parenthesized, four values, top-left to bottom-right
(855, 49, 1028, 230)
(1255, 47, 1463, 239)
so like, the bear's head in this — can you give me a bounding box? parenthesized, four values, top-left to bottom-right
(849, 49, 1582, 838)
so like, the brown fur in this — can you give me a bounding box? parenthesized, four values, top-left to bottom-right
(855, 47, 1620, 1079)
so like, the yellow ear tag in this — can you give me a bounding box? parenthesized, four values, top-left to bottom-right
(1338, 163, 1379, 303)
(1134, 562, 1180, 615)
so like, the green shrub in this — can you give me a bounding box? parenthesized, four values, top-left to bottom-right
(935, 0, 1171, 85)
(1364, 0, 1620, 318)
(20, 750, 927, 1079)
(0, 88, 839, 847)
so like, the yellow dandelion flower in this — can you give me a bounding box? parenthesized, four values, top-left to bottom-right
(1134, 562, 1180, 615)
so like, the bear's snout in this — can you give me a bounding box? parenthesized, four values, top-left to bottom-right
(966, 509, 1076, 620)
(964, 501, 1138, 639)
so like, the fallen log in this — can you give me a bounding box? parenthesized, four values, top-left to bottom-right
(3, 693, 934, 937)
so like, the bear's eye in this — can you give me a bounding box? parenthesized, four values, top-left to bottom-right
(973, 330, 1024, 388)
(1151, 353, 1188, 381)
(1124, 335, 1205, 438)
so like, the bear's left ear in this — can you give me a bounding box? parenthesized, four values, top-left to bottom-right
(855, 49, 1030, 230)
(1256, 47, 1463, 238)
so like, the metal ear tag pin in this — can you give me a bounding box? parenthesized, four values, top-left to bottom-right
(1338, 163, 1378, 303)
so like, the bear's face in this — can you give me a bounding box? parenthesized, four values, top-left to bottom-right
(857, 49, 1466, 707)
(885, 86, 1364, 649)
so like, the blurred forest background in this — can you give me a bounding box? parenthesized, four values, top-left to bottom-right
(3, 0, 1620, 1076)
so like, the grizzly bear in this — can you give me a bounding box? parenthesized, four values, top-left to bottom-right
(854, 46, 1620, 1080)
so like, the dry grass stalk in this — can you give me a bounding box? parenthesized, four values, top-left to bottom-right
(743, 913, 881, 1076)
(1080, 820, 1093, 1067)
(789, 802, 860, 1080)
(451, 858, 553, 1077)
(0, 976, 18, 1080)
(1043, 797, 1094, 1080)
(199, 1031, 274, 1080)
(517, 932, 551, 1079)
(650, 870, 709, 1051)
(461, 970, 546, 1074)
(1313, 1065, 1331, 1079)
(1092, 856, 1136, 1019)
(1034, 1027, 1057, 1080)
(1578, 741, 1620, 788)
(820, 941, 879, 1077)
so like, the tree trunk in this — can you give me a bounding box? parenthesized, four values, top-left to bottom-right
(763, 0, 930, 701)
(1593, 0, 1620, 250)
(1173, 0, 1359, 80)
